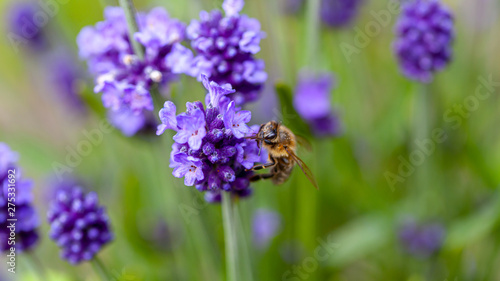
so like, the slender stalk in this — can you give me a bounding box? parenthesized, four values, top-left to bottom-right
(412, 83, 430, 210)
(305, 0, 321, 68)
(150, 85, 165, 121)
(25, 252, 47, 281)
(222, 192, 238, 281)
(234, 203, 253, 281)
(118, 0, 144, 59)
(91, 257, 111, 281)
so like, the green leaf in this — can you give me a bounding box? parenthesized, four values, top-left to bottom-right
(445, 192, 500, 250)
(326, 215, 392, 267)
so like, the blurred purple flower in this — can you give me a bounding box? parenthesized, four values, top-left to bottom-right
(398, 219, 445, 258)
(0, 143, 39, 253)
(157, 75, 259, 201)
(293, 71, 341, 137)
(184, 0, 267, 105)
(7, 1, 47, 51)
(252, 209, 281, 249)
(393, 0, 454, 83)
(320, 0, 363, 27)
(77, 7, 187, 136)
(47, 186, 113, 264)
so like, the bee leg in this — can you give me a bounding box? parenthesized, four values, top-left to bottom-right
(250, 173, 274, 182)
(247, 156, 276, 171)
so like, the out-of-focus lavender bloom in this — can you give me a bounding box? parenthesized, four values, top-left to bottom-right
(398, 219, 445, 258)
(7, 1, 47, 51)
(320, 0, 363, 27)
(252, 209, 281, 249)
(393, 0, 454, 83)
(0, 143, 40, 253)
(157, 75, 260, 202)
(47, 186, 113, 264)
(77, 7, 187, 136)
(183, 0, 267, 105)
(293, 71, 341, 137)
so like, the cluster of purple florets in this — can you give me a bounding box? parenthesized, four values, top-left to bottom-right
(293, 71, 341, 137)
(157, 75, 260, 202)
(47, 186, 113, 264)
(398, 219, 445, 258)
(394, 0, 454, 83)
(320, 0, 364, 27)
(0, 143, 39, 253)
(7, 1, 47, 51)
(184, 0, 267, 105)
(77, 7, 187, 136)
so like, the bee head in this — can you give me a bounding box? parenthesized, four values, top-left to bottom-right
(260, 121, 279, 144)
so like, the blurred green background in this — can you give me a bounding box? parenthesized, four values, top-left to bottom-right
(1, 0, 500, 280)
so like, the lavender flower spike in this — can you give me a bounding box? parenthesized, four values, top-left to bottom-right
(393, 0, 454, 83)
(0, 143, 39, 253)
(184, 0, 267, 105)
(47, 186, 113, 264)
(77, 7, 187, 136)
(293, 71, 341, 137)
(158, 75, 260, 202)
(320, 0, 364, 27)
(398, 219, 445, 258)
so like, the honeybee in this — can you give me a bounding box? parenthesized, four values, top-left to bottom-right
(246, 121, 318, 189)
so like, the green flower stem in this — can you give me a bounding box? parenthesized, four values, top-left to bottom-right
(305, 0, 321, 68)
(222, 192, 239, 281)
(150, 85, 164, 121)
(91, 257, 111, 281)
(234, 202, 253, 281)
(118, 0, 144, 60)
(412, 83, 431, 210)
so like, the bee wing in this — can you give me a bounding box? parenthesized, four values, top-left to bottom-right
(295, 135, 312, 152)
(283, 146, 319, 190)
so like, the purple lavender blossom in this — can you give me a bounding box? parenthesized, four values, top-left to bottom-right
(47, 186, 113, 264)
(252, 209, 282, 250)
(7, 1, 47, 51)
(320, 0, 363, 27)
(77, 7, 187, 136)
(184, 0, 267, 105)
(293, 71, 341, 137)
(398, 219, 445, 258)
(0, 143, 39, 253)
(393, 0, 454, 83)
(157, 75, 260, 201)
